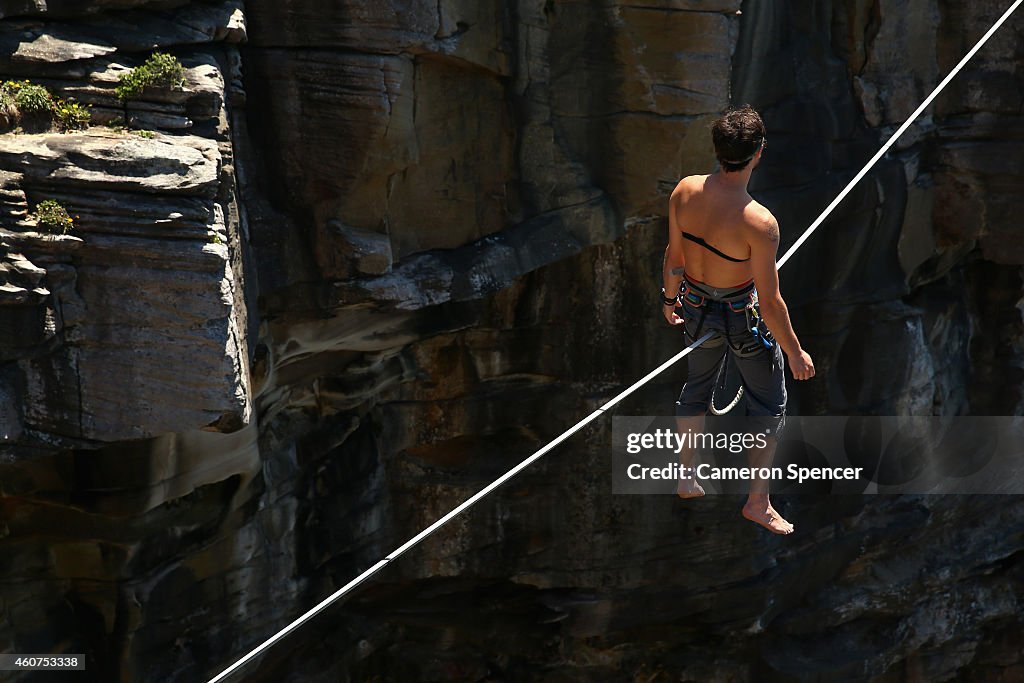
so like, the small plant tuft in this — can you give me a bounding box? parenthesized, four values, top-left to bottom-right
(143, 52, 187, 86)
(53, 99, 91, 131)
(115, 69, 149, 101)
(103, 121, 156, 138)
(33, 199, 75, 234)
(116, 52, 187, 100)
(10, 81, 54, 115)
(0, 80, 92, 134)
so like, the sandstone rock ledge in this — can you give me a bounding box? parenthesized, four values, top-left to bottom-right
(0, 128, 249, 446)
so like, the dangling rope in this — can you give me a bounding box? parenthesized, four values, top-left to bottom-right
(207, 2, 1023, 680)
(708, 352, 743, 415)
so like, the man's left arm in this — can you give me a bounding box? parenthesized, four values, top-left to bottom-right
(748, 213, 815, 380)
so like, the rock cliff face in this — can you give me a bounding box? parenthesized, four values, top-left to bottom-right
(1, 1, 1022, 682)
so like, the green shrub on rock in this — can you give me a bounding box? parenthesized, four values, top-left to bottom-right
(0, 80, 91, 134)
(116, 52, 187, 100)
(54, 100, 91, 131)
(1, 81, 54, 132)
(10, 82, 54, 115)
(115, 69, 149, 101)
(33, 199, 75, 234)
(144, 52, 187, 86)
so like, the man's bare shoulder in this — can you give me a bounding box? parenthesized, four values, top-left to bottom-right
(670, 174, 709, 202)
(742, 201, 780, 244)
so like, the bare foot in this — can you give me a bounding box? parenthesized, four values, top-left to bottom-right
(742, 500, 794, 534)
(677, 476, 705, 499)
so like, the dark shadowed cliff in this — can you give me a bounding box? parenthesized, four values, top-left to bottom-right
(0, 1, 1022, 681)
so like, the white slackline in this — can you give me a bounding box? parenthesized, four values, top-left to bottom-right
(206, 331, 714, 683)
(777, 0, 1024, 268)
(208, 2, 1022, 679)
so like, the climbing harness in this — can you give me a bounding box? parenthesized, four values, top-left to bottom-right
(207, 2, 1023, 680)
(678, 276, 772, 416)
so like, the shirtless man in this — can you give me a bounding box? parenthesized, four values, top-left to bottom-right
(661, 105, 815, 535)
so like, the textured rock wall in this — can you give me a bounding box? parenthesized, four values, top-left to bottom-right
(1, 0, 1023, 681)
(0, 3, 264, 680)
(235, 1, 1024, 680)
(0, 2, 251, 446)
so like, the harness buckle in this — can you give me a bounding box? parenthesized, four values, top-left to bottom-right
(680, 284, 705, 307)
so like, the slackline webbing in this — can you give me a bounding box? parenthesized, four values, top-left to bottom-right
(208, 2, 1023, 680)
(777, 1, 1023, 266)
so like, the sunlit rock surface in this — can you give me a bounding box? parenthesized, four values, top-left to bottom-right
(0, 0, 1022, 681)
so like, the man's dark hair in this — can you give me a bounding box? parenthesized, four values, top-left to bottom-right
(712, 105, 766, 173)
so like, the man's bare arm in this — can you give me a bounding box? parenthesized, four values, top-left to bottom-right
(748, 213, 815, 379)
(660, 183, 688, 325)
(663, 184, 686, 294)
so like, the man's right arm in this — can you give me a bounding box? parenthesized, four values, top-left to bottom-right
(661, 182, 687, 326)
(748, 212, 815, 380)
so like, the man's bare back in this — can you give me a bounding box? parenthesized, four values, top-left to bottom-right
(665, 171, 812, 383)
(671, 173, 775, 289)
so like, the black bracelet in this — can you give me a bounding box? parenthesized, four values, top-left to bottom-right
(660, 288, 679, 306)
